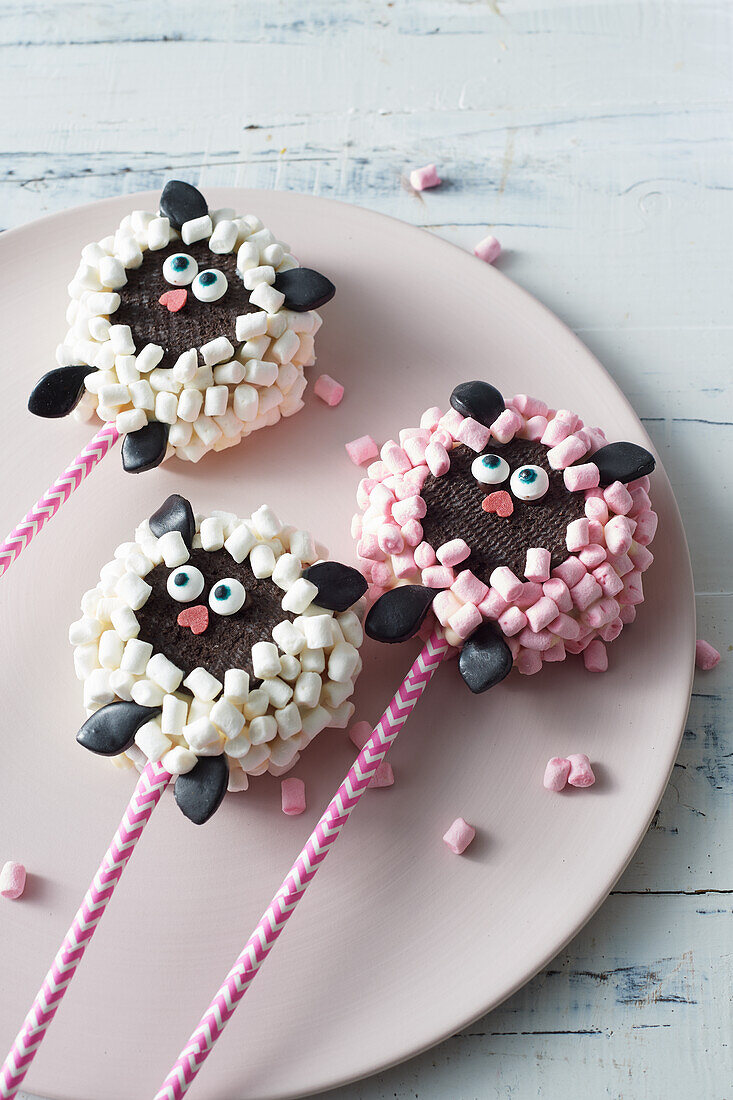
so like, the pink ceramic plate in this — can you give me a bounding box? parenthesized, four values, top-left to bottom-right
(0, 191, 694, 1100)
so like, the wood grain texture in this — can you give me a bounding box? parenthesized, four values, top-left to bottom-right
(5, 0, 730, 1097)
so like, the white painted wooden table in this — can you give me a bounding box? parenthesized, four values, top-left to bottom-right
(2, 1, 730, 1097)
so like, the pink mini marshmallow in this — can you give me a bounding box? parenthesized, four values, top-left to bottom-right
(570, 573, 603, 611)
(392, 550, 416, 579)
(404, 434, 429, 465)
(357, 534, 386, 562)
(592, 562, 625, 597)
(281, 778, 306, 816)
(633, 510, 658, 546)
(583, 597, 619, 630)
(371, 562, 392, 586)
(422, 565, 455, 589)
(420, 406, 442, 431)
(367, 460, 390, 481)
(541, 417, 572, 447)
(451, 569, 489, 605)
(432, 589, 462, 625)
(525, 547, 551, 583)
(525, 596, 560, 633)
(443, 817, 476, 855)
(346, 435, 379, 467)
(547, 434, 587, 471)
(608, 551, 634, 577)
(516, 648, 543, 674)
(438, 408, 465, 438)
(567, 753, 596, 787)
(588, 519, 605, 545)
(0, 861, 26, 900)
(599, 617, 623, 643)
(629, 543, 654, 571)
(356, 478, 376, 509)
(619, 571, 644, 606)
(399, 426, 430, 446)
(456, 416, 491, 452)
(314, 373, 344, 407)
(431, 427, 453, 449)
(629, 486, 652, 514)
(578, 545, 606, 569)
(566, 518, 590, 552)
(512, 394, 549, 418)
(350, 514, 363, 541)
(552, 557, 586, 588)
(513, 582, 544, 610)
(369, 761, 395, 788)
(564, 463, 600, 493)
(543, 757, 571, 792)
(603, 480, 633, 516)
(437, 538, 471, 567)
(381, 440, 412, 475)
(370, 482, 395, 511)
(524, 415, 548, 441)
(414, 541, 437, 569)
(349, 720, 372, 749)
(478, 588, 509, 619)
(473, 234, 501, 264)
(405, 465, 429, 493)
(409, 163, 442, 191)
(583, 639, 608, 673)
(392, 495, 427, 525)
(518, 626, 555, 652)
(543, 577, 573, 613)
(489, 566, 523, 603)
(605, 515, 635, 556)
(619, 604, 637, 624)
(378, 524, 404, 556)
(695, 639, 721, 670)
(548, 612, 581, 640)
(498, 605, 527, 636)
(544, 642, 566, 662)
(585, 496, 609, 524)
(401, 519, 423, 547)
(448, 602, 483, 640)
(491, 408, 523, 443)
(425, 440, 450, 477)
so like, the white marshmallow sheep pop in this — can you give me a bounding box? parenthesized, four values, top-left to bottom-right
(73, 494, 367, 824)
(359, 381, 657, 692)
(28, 181, 335, 472)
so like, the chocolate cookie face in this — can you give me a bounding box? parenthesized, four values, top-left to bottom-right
(421, 439, 586, 583)
(114, 240, 256, 370)
(136, 547, 294, 683)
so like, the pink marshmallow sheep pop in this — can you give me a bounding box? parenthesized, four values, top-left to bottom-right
(355, 381, 658, 690)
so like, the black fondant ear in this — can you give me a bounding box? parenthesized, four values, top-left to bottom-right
(458, 622, 513, 694)
(365, 585, 438, 644)
(174, 756, 228, 825)
(159, 180, 208, 230)
(302, 562, 368, 612)
(149, 494, 195, 549)
(450, 382, 505, 428)
(592, 442, 655, 486)
(272, 268, 335, 311)
(121, 421, 169, 473)
(77, 701, 161, 757)
(28, 365, 96, 418)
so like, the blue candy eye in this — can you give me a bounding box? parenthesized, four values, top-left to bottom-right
(510, 464, 549, 502)
(192, 268, 228, 303)
(162, 252, 198, 286)
(167, 565, 205, 602)
(472, 452, 509, 486)
(208, 577, 246, 616)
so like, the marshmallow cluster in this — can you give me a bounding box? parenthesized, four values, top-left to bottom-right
(352, 394, 658, 675)
(57, 208, 322, 462)
(70, 507, 364, 791)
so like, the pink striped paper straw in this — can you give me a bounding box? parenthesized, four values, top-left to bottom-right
(0, 761, 171, 1099)
(155, 631, 450, 1100)
(0, 422, 119, 579)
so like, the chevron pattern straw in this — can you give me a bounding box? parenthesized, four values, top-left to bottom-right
(0, 423, 119, 578)
(0, 761, 170, 1099)
(155, 632, 450, 1100)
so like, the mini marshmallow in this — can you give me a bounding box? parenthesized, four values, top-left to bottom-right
(271, 553, 302, 592)
(566, 753, 596, 787)
(251, 504, 282, 538)
(422, 566, 455, 589)
(526, 596, 560, 633)
(183, 718, 223, 753)
(489, 566, 523, 603)
(566, 518, 590, 552)
(208, 219, 238, 253)
(224, 523, 256, 564)
(242, 264, 275, 290)
(448, 603, 482, 640)
(249, 282, 285, 314)
(437, 539, 470, 567)
(116, 408, 147, 435)
(146, 653, 184, 693)
(425, 441, 450, 477)
(456, 417, 491, 452)
(543, 757, 571, 792)
(547, 434, 587, 470)
(583, 640, 608, 673)
(525, 547, 551, 583)
(115, 572, 152, 611)
(442, 817, 475, 855)
(200, 516, 225, 551)
(183, 667, 222, 702)
(181, 214, 213, 245)
(121, 637, 153, 675)
(409, 163, 442, 190)
(473, 235, 501, 264)
(369, 761, 395, 788)
(293, 671, 322, 709)
(136, 343, 164, 373)
(346, 435, 379, 466)
(261, 677, 294, 709)
(564, 463, 600, 493)
(162, 746, 198, 775)
(201, 336, 235, 366)
(695, 639, 721, 671)
(603, 481, 633, 516)
(161, 695, 188, 737)
(0, 861, 27, 900)
(250, 544, 276, 579)
(302, 614, 333, 650)
(223, 669, 250, 705)
(451, 570, 488, 606)
(328, 643, 360, 683)
(210, 698, 246, 740)
(130, 679, 165, 708)
(281, 777, 306, 815)
(252, 642, 282, 680)
(158, 530, 189, 568)
(98, 630, 124, 669)
(109, 324, 135, 355)
(498, 606, 527, 636)
(282, 578, 319, 614)
(135, 720, 172, 762)
(249, 715, 278, 745)
(155, 391, 178, 425)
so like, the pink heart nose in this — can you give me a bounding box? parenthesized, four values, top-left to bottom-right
(481, 490, 514, 518)
(177, 604, 209, 634)
(159, 288, 188, 312)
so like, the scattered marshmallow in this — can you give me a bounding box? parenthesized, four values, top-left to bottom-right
(409, 163, 442, 191)
(473, 235, 501, 264)
(695, 639, 721, 670)
(369, 761, 394, 788)
(567, 753, 596, 788)
(281, 777, 306, 816)
(314, 374, 344, 407)
(0, 861, 26, 900)
(442, 818, 475, 855)
(543, 757, 572, 791)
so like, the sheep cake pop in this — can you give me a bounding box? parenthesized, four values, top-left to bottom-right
(29, 181, 335, 472)
(355, 382, 657, 690)
(72, 494, 367, 823)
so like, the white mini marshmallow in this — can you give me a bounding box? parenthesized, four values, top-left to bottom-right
(275, 703, 302, 739)
(183, 717, 221, 752)
(147, 216, 171, 250)
(109, 324, 135, 355)
(115, 572, 152, 611)
(270, 330, 300, 365)
(248, 227, 276, 250)
(136, 343, 164, 373)
(225, 732, 253, 759)
(224, 669, 250, 705)
(299, 646, 325, 673)
(117, 235, 143, 269)
(110, 605, 140, 641)
(201, 336, 234, 366)
(99, 256, 127, 289)
(208, 219, 238, 253)
(108, 669, 137, 701)
(228, 765, 250, 791)
(213, 360, 245, 385)
(293, 671, 322, 709)
(210, 698, 246, 740)
(248, 715, 277, 745)
(115, 355, 140, 385)
(271, 553, 302, 591)
(146, 653, 184, 693)
(252, 641, 281, 680)
(183, 667, 223, 702)
(300, 705, 332, 739)
(98, 629, 125, 670)
(172, 349, 198, 383)
(204, 386, 228, 417)
(130, 679, 166, 708)
(242, 264, 276, 290)
(321, 680, 354, 708)
(121, 637, 154, 675)
(328, 701, 355, 729)
(85, 292, 120, 316)
(261, 677, 293, 709)
(177, 388, 204, 422)
(251, 505, 282, 538)
(249, 544, 276, 579)
(116, 408, 148, 435)
(149, 368, 182, 393)
(244, 689, 269, 719)
(93, 342, 116, 372)
(158, 531, 189, 568)
(328, 643, 360, 684)
(98, 384, 130, 408)
(84, 668, 115, 707)
(337, 610, 363, 648)
(89, 317, 111, 342)
(236, 241, 259, 272)
(135, 720, 172, 762)
(249, 283, 285, 314)
(282, 578, 319, 614)
(266, 313, 288, 339)
(261, 243, 285, 268)
(181, 215, 213, 245)
(244, 360, 279, 387)
(161, 694, 188, 736)
(75, 644, 100, 681)
(169, 422, 193, 449)
(272, 619, 306, 655)
(192, 415, 222, 447)
(233, 383, 259, 422)
(289, 530, 316, 562)
(278, 655, 301, 682)
(161, 746, 197, 775)
(200, 516, 225, 551)
(187, 365, 214, 391)
(303, 614, 334, 649)
(214, 408, 243, 439)
(130, 380, 155, 410)
(155, 391, 178, 425)
(224, 523, 256, 563)
(240, 335, 270, 359)
(69, 617, 103, 645)
(235, 311, 268, 341)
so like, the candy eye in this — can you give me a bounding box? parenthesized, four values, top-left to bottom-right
(162, 253, 198, 287)
(510, 464, 550, 502)
(472, 453, 510, 486)
(192, 269, 228, 303)
(208, 577, 246, 616)
(167, 565, 205, 603)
